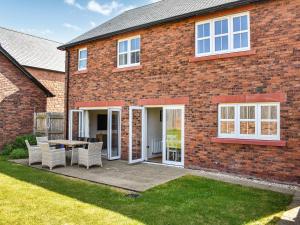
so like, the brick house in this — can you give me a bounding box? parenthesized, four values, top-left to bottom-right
(59, 0, 300, 184)
(0, 27, 65, 112)
(0, 45, 53, 149)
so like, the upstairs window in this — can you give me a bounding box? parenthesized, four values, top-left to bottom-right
(118, 36, 140, 68)
(78, 48, 87, 71)
(196, 12, 250, 57)
(218, 103, 280, 140)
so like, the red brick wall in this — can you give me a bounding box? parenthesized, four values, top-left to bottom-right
(66, 0, 300, 184)
(0, 53, 47, 149)
(25, 67, 65, 112)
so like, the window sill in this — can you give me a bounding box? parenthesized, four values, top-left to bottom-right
(112, 65, 142, 73)
(211, 137, 286, 147)
(74, 69, 88, 75)
(189, 50, 256, 62)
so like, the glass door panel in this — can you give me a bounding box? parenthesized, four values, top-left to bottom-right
(163, 106, 184, 166)
(108, 109, 121, 160)
(69, 110, 84, 140)
(129, 106, 145, 164)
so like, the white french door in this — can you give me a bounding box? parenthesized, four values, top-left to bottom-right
(69, 110, 84, 140)
(129, 106, 145, 164)
(162, 106, 184, 166)
(107, 108, 121, 160)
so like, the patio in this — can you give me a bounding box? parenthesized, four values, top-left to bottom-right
(11, 159, 188, 192)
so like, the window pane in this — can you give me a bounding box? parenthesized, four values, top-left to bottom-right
(79, 50, 87, 59)
(271, 106, 277, 119)
(119, 41, 128, 53)
(79, 59, 87, 69)
(240, 106, 255, 119)
(222, 36, 229, 50)
(261, 121, 277, 135)
(240, 121, 255, 135)
(234, 33, 241, 49)
(215, 21, 222, 35)
(222, 19, 228, 33)
(204, 23, 210, 36)
(233, 17, 241, 32)
(119, 53, 127, 66)
(215, 19, 228, 35)
(241, 32, 248, 48)
(130, 51, 140, 64)
(220, 106, 235, 119)
(131, 38, 140, 51)
(198, 39, 210, 54)
(198, 23, 210, 38)
(215, 37, 222, 51)
(221, 121, 235, 134)
(215, 36, 228, 51)
(228, 107, 235, 119)
(241, 15, 248, 31)
(261, 106, 277, 119)
(221, 107, 226, 119)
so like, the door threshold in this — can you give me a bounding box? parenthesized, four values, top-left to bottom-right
(143, 161, 184, 168)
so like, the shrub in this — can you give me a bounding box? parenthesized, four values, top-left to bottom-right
(12, 134, 37, 149)
(1, 144, 14, 156)
(9, 148, 28, 159)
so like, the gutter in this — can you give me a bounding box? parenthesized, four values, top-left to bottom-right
(65, 49, 70, 139)
(58, 0, 262, 50)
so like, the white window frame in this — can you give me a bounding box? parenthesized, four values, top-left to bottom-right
(78, 48, 87, 71)
(195, 11, 250, 57)
(117, 35, 140, 68)
(218, 103, 280, 140)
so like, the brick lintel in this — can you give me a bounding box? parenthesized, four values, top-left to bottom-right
(138, 97, 189, 105)
(212, 92, 286, 104)
(75, 100, 125, 108)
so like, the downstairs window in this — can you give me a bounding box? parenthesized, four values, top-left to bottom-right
(218, 103, 280, 140)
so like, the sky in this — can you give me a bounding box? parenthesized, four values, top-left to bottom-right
(0, 0, 158, 43)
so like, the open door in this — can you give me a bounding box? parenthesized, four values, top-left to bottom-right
(162, 106, 184, 166)
(129, 106, 145, 164)
(108, 108, 121, 160)
(69, 110, 84, 140)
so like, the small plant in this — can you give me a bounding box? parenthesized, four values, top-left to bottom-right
(9, 148, 28, 159)
(1, 134, 36, 158)
(1, 144, 14, 156)
(13, 134, 37, 149)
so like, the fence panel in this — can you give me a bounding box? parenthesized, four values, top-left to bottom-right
(34, 112, 64, 140)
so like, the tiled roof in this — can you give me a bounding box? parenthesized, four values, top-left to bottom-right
(0, 27, 65, 72)
(0, 45, 54, 97)
(59, 0, 260, 49)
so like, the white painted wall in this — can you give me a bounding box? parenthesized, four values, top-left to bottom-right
(147, 108, 162, 158)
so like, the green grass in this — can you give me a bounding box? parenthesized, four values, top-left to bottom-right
(0, 157, 292, 225)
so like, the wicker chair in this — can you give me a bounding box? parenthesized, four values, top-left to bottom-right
(36, 136, 48, 145)
(25, 140, 42, 165)
(78, 142, 103, 169)
(40, 143, 66, 170)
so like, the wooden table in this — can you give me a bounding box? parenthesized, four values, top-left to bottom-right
(48, 140, 89, 165)
(48, 140, 89, 147)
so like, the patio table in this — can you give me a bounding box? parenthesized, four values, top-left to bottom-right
(48, 140, 89, 147)
(48, 140, 89, 165)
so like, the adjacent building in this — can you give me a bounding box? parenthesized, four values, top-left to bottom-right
(0, 27, 65, 112)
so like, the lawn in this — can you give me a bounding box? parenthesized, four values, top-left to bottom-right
(0, 157, 292, 225)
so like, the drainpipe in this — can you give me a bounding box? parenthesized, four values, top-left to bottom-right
(65, 49, 70, 139)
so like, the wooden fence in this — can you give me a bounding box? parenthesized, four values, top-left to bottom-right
(34, 112, 65, 140)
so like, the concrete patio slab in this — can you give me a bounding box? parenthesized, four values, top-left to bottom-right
(11, 159, 188, 192)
